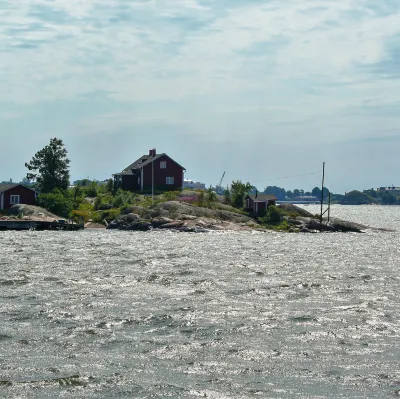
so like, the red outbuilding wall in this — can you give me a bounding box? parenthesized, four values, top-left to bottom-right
(1, 185, 37, 210)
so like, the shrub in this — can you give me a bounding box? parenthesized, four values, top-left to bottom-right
(85, 182, 98, 198)
(206, 186, 217, 203)
(163, 191, 179, 201)
(94, 196, 102, 210)
(268, 205, 283, 224)
(112, 189, 137, 208)
(36, 189, 73, 218)
(102, 208, 121, 222)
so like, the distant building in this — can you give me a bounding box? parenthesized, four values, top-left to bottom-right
(183, 179, 206, 190)
(245, 193, 277, 215)
(113, 149, 186, 192)
(376, 186, 400, 196)
(0, 184, 37, 210)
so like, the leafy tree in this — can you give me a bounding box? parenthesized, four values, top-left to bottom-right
(264, 186, 286, 201)
(286, 190, 293, 198)
(231, 181, 253, 208)
(106, 179, 114, 193)
(85, 182, 98, 198)
(224, 188, 231, 204)
(36, 189, 73, 217)
(312, 187, 330, 200)
(206, 186, 217, 203)
(293, 189, 301, 197)
(267, 205, 282, 224)
(311, 187, 321, 198)
(381, 192, 397, 205)
(25, 138, 70, 193)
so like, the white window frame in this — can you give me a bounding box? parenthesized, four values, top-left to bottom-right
(166, 177, 174, 185)
(160, 161, 167, 169)
(10, 195, 20, 205)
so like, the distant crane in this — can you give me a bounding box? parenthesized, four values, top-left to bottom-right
(218, 171, 226, 188)
(215, 172, 226, 194)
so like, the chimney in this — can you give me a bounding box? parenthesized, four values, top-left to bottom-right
(149, 148, 156, 157)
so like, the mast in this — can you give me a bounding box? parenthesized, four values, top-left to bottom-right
(320, 162, 325, 224)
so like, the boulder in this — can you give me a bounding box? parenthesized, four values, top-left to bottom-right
(106, 213, 141, 230)
(151, 217, 174, 227)
(124, 221, 152, 231)
(157, 221, 185, 230)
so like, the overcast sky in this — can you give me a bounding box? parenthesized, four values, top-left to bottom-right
(1, 0, 399, 193)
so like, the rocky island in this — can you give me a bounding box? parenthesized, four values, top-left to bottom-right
(105, 201, 386, 234)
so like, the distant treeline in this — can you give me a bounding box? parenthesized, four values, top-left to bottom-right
(253, 186, 337, 202)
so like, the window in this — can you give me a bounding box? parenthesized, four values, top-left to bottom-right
(160, 161, 167, 169)
(166, 177, 174, 185)
(10, 195, 20, 204)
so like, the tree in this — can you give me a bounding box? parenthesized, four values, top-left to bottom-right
(25, 138, 70, 193)
(311, 187, 321, 198)
(36, 189, 73, 217)
(293, 189, 301, 197)
(264, 186, 286, 201)
(230, 181, 253, 208)
(224, 187, 231, 204)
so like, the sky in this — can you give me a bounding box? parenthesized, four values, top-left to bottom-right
(1, 0, 400, 193)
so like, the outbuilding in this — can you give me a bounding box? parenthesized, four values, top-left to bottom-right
(0, 184, 37, 211)
(245, 193, 277, 216)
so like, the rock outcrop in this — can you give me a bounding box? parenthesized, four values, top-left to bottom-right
(107, 201, 257, 232)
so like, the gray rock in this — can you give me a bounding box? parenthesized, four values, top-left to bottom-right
(151, 217, 174, 227)
(158, 221, 185, 229)
(124, 221, 152, 231)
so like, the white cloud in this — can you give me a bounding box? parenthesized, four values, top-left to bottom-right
(0, 0, 400, 148)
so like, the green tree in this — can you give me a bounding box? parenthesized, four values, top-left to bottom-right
(264, 186, 286, 201)
(231, 181, 253, 208)
(312, 187, 321, 198)
(36, 189, 73, 217)
(206, 186, 217, 204)
(25, 138, 70, 193)
(224, 188, 231, 204)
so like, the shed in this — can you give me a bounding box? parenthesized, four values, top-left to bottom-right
(245, 193, 277, 215)
(0, 184, 37, 210)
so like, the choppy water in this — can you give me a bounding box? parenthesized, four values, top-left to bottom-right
(0, 206, 399, 398)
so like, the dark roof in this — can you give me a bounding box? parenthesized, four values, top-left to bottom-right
(247, 193, 277, 202)
(114, 153, 186, 176)
(0, 184, 37, 193)
(0, 183, 18, 193)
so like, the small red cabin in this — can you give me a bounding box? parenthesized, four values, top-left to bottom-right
(0, 184, 37, 210)
(245, 193, 277, 215)
(113, 149, 186, 192)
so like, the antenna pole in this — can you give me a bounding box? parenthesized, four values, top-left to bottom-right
(328, 192, 331, 222)
(152, 158, 154, 203)
(320, 162, 325, 224)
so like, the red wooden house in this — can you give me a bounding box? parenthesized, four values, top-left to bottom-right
(113, 149, 186, 192)
(0, 184, 37, 211)
(245, 193, 277, 215)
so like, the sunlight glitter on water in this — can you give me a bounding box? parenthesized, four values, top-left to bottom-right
(0, 207, 399, 398)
